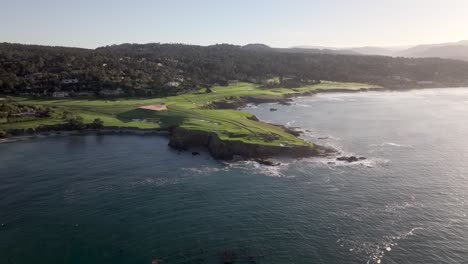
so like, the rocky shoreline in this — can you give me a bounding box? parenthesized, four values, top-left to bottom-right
(204, 87, 385, 110)
(0, 126, 335, 163)
(168, 127, 335, 160)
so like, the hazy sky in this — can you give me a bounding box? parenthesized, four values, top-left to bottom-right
(2, 0, 468, 48)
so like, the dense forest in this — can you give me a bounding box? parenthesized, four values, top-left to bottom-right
(2, 42, 468, 98)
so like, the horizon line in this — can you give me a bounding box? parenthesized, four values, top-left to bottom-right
(1, 39, 468, 51)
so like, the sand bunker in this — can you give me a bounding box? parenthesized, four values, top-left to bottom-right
(139, 104, 168, 111)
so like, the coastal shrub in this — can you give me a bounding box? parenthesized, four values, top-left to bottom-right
(89, 118, 104, 129)
(26, 128, 35, 134)
(65, 115, 85, 130)
(0, 130, 6, 138)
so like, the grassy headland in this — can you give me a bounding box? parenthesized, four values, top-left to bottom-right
(1, 81, 381, 149)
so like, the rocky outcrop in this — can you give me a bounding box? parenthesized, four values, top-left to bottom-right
(168, 127, 333, 160)
(270, 124, 303, 137)
(254, 159, 281, 166)
(336, 156, 367, 163)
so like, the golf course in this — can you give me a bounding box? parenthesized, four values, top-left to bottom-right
(1, 81, 381, 157)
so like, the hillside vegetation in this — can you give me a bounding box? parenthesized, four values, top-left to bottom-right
(2, 43, 468, 98)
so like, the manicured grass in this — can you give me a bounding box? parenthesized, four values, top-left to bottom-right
(0, 118, 66, 130)
(2, 81, 381, 146)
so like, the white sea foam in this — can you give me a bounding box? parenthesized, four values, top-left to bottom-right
(371, 142, 414, 148)
(312, 155, 389, 169)
(286, 120, 297, 126)
(182, 166, 229, 175)
(293, 103, 315, 107)
(223, 160, 290, 178)
(133, 177, 181, 187)
(383, 202, 422, 213)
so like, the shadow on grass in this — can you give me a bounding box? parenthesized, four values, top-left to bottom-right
(117, 108, 185, 128)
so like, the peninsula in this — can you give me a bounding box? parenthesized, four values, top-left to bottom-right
(0, 81, 380, 159)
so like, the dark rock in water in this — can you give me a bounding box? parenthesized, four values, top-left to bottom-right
(318, 137, 329, 140)
(223, 250, 233, 264)
(337, 156, 360, 162)
(269, 108, 278, 111)
(327, 162, 335, 165)
(359, 157, 367, 160)
(255, 159, 280, 166)
(192, 152, 201, 156)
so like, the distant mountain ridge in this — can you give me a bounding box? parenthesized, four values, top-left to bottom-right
(246, 44, 359, 55)
(292, 40, 468, 61)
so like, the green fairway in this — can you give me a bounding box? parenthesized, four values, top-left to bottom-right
(1, 81, 381, 146)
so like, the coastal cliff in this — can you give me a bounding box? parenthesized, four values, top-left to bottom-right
(168, 127, 333, 160)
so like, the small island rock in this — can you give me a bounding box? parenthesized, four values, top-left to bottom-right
(336, 156, 366, 163)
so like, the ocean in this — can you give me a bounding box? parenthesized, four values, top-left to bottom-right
(1, 88, 468, 264)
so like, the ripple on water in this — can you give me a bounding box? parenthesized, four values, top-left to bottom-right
(338, 227, 424, 264)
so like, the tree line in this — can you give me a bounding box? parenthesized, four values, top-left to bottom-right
(2, 42, 468, 97)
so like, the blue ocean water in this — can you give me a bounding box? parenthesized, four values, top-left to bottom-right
(1, 88, 468, 264)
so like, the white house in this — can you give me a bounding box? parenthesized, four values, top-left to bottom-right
(99, 88, 125, 96)
(61, 78, 79, 84)
(53, 91, 70, 98)
(166, 81, 180, 88)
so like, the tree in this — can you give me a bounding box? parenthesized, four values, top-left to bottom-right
(205, 87, 213, 93)
(89, 118, 104, 129)
(65, 115, 85, 130)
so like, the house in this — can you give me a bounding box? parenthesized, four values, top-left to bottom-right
(99, 88, 124, 96)
(61, 78, 79, 84)
(165, 82, 180, 88)
(53, 91, 70, 98)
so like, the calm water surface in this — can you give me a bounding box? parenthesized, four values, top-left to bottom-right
(1, 88, 468, 264)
